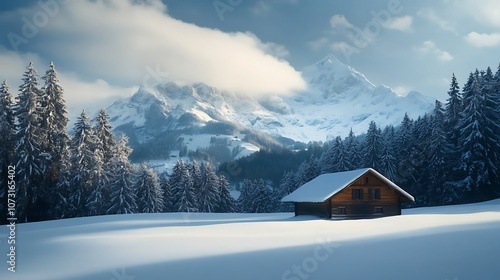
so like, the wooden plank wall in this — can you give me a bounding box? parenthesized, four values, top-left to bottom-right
(330, 171, 401, 217)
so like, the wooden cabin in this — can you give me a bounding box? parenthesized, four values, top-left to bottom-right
(281, 168, 414, 219)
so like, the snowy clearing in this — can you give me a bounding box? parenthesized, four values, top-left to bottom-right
(1, 200, 500, 280)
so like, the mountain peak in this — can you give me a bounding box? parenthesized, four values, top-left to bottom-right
(318, 54, 343, 65)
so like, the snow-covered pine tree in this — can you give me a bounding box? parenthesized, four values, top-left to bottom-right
(197, 162, 219, 213)
(319, 144, 336, 174)
(395, 113, 415, 181)
(456, 70, 500, 201)
(67, 110, 101, 217)
(426, 100, 448, 205)
(332, 136, 351, 172)
(14, 63, 46, 222)
(379, 126, 397, 181)
(159, 171, 174, 212)
(135, 163, 164, 213)
(252, 179, 274, 213)
(277, 171, 298, 212)
(0, 80, 15, 223)
(107, 133, 137, 215)
(40, 62, 71, 219)
(170, 160, 197, 212)
(237, 179, 255, 213)
(443, 73, 463, 183)
(345, 129, 361, 169)
(362, 121, 383, 170)
(93, 109, 116, 164)
(189, 160, 203, 203)
(216, 175, 236, 213)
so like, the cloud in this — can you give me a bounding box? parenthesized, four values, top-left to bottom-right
(307, 37, 329, 51)
(415, 41, 453, 62)
(251, 1, 272, 16)
(462, 0, 500, 27)
(417, 8, 456, 33)
(464, 32, 500, 47)
(0, 47, 135, 124)
(382, 15, 413, 32)
(4, 0, 306, 97)
(330, 14, 354, 29)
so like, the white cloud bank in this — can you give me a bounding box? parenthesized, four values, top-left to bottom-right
(464, 32, 500, 47)
(7, 0, 306, 97)
(415, 40, 453, 62)
(382, 15, 413, 32)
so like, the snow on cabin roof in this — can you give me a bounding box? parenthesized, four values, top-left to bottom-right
(281, 168, 415, 203)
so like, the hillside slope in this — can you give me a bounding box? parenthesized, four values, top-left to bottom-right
(1, 199, 499, 280)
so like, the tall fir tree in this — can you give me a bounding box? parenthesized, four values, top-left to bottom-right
(362, 121, 383, 170)
(170, 160, 197, 212)
(14, 62, 46, 222)
(159, 172, 174, 212)
(457, 71, 500, 201)
(0, 81, 15, 224)
(217, 175, 236, 213)
(443, 73, 463, 183)
(68, 111, 101, 217)
(107, 133, 137, 215)
(427, 101, 448, 205)
(135, 163, 164, 213)
(238, 179, 255, 213)
(40, 62, 71, 219)
(197, 162, 219, 213)
(379, 126, 397, 181)
(396, 113, 414, 182)
(252, 179, 274, 213)
(93, 109, 116, 163)
(345, 129, 361, 169)
(332, 136, 351, 172)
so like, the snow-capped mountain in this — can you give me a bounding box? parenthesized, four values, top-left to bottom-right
(107, 54, 435, 144)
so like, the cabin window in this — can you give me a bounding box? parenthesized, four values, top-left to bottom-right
(352, 189, 363, 200)
(370, 189, 380, 200)
(338, 207, 346, 215)
(364, 177, 369, 185)
(375, 207, 383, 214)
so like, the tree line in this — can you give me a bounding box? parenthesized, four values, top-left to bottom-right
(276, 64, 500, 207)
(0, 63, 236, 224)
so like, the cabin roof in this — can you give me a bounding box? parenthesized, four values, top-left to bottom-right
(281, 168, 415, 203)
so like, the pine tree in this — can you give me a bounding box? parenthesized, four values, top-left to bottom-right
(396, 113, 414, 181)
(319, 144, 336, 174)
(217, 175, 236, 213)
(67, 111, 100, 217)
(159, 172, 174, 212)
(135, 163, 164, 213)
(362, 121, 383, 170)
(252, 179, 274, 213)
(457, 71, 500, 201)
(0, 81, 15, 224)
(380, 126, 397, 181)
(107, 133, 137, 215)
(197, 162, 219, 213)
(93, 109, 116, 163)
(189, 160, 203, 203)
(14, 62, 46, 222)
(332, 136, 351, 172)
(345, 129, 361, 169)
(427, 101, 448, 205)
(238, 179, 255, 213)
(443, 73, 463, 185)
(40, 62, 71, 219)
(170, 160, 197, 212)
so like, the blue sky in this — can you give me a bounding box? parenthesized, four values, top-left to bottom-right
(0, 0, 499, 115)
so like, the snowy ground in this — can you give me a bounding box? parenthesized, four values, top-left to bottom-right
(1, 200, 500, 280)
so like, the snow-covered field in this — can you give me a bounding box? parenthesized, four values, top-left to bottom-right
(1, 200, 500, 280)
